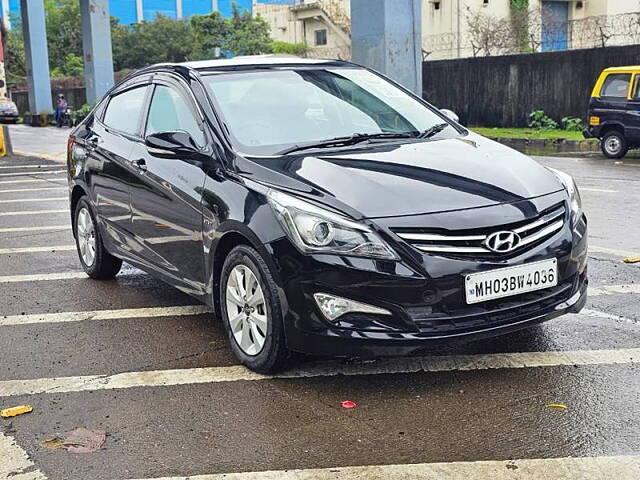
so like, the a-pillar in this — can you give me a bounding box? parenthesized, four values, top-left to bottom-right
(350, 0, 422, 96)
(80, 0, 115, 104)
(20, 0, 52, 114)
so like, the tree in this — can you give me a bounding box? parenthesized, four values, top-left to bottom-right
(112, 14, 195, 70)
(44, 0, 83, 71)
(190, 11, 228, 59)
(5, 27, 26, 86)
(224, 5, 272, 56)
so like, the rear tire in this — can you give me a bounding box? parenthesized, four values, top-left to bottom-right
(219, 245, 289, 373)
(74, 197, 122, 279)
(601, 130, 628, 159)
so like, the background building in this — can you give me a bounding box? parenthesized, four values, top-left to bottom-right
(1, 0, 252, 28)
(255, 0, 640, 61)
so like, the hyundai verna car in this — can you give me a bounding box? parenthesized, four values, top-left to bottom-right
(67, 56, 588, 373)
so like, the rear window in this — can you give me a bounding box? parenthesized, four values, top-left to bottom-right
(600, 74, 631, 98)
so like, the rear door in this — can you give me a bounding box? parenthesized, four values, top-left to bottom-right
(84, 79, 151, 251)
(127, 75, 210, 295)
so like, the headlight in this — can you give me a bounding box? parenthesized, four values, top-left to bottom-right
(267, 189, 399, 260)
(548, 168, 582, 226)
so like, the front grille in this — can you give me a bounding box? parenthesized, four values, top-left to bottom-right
(407, 279, 575, 335)
(393, 204, 566, 257)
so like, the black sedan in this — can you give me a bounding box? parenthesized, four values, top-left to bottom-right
(67, 56, 588, 373)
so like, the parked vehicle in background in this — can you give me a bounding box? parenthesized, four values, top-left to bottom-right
(67, 56, 588, 373)
(584, 66, 640, 158)
(0, 99, 19, 123)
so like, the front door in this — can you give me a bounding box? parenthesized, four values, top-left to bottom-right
(542, 1, 569, 52)
(128, 78, 209, 296)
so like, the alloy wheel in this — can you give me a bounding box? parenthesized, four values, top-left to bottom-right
(76, 207, 97, 267)
(225, 264, 268, 356)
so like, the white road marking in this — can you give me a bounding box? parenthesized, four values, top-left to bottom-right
(0, 209, 68, 216)
(0, 179, 65, 185)
(1, 348, 638, 397)
(0, 170, 65, 177)
(581, 187, 618, 193)
(128, 455, 640, 480)
(589, 284, 640, 296)
(0, 187, 67, 194)
(0, 164, 61, 170)
(0, 225, 70, 233)
(0, 197, 67, 204)
(0, 305, 210, 326)
(0, 245, 75, 255)
(0, 269, 145, 283)
(582, 308, 638, 324)
(0, 432, 47, 480)
(590, 245, 639, 257)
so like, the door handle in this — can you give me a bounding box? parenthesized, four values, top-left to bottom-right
(132, 158, 147, 171)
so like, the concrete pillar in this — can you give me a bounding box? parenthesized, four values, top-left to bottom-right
(80, 0, 115, 104)
(351, 0, 422, 96)
(176, 0, 183, 19)
(20, 0, 52, 114)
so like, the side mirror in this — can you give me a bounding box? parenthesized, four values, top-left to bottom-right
(145, 131, 200, 159)
(440, 109, 460, 123)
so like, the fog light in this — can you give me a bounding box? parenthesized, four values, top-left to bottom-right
(313, 293, 392, 322)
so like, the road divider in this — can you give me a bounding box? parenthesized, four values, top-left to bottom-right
(1, 347, 639, 397)
(127, 455, 640, 480)
(0, 305, 211, 326)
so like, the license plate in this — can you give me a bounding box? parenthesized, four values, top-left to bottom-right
(465, 258, 558, 304)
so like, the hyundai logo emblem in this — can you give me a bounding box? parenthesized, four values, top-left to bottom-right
(484, 230, 521, 253)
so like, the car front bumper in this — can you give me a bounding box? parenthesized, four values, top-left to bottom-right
(268, 193, 588, 358)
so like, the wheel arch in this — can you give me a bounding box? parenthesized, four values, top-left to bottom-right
(70, 184, 88, 237)
(599, 122, 625, 137)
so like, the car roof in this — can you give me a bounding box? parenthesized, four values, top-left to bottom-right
(602, 66, 640, 73)
(180, 55, 351, 71)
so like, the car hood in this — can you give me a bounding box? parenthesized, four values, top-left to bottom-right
(240, 133, 564, 219)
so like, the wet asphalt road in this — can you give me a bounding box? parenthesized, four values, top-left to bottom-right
(0, 147, 639, 480)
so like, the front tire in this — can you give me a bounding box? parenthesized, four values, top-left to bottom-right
(74, 197, 122, 279)
(220, 245, 289, 373)
(601, 130, 628, 159)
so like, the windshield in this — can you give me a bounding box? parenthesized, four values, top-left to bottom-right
(202, 67, 460, 155)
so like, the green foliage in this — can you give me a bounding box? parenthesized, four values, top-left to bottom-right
(510, 0, 529, 9)
(44, 0, 83, 71)
(561, 116, 586, 132)
(72, 104, 93, 123)
(51, 53, 84, 78)
(190, 5, 273, 59)
(112, 14, 195, 70)
(5, 28, 26, 85)
(528, 110, 558, 130)
(269, 41, 307, 56)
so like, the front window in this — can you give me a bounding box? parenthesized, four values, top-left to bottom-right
(203, 68, 459, 155)
(600, 74, 631, 98)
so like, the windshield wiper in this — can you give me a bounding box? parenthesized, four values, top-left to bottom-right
(277, 132, 415, 155)
(417, 123, 450, 139)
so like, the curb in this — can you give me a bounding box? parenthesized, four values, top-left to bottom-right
(486, 136, 599, 154)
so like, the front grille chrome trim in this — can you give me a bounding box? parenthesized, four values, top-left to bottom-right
(394, 205, 566, 257)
